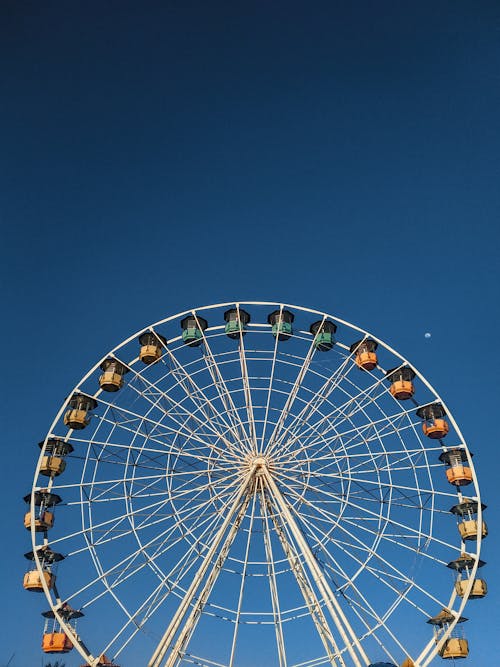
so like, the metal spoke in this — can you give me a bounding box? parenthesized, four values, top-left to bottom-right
(236, 306, 258, 451)
(196, 314, 254, 454)
(259, 307, 282, 453)
(266, 324, 320, 458)
(110, 355, 243, 457)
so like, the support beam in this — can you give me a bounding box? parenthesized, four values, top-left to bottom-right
(198, 315, 254, 455)
(261, 481, 346, 667)
(148, 467, 257, 667)
(265, 331, 318, 458)
(261, 467, 370, 667)
(162, 494, 251, 667)
(259, 477, 289, 667)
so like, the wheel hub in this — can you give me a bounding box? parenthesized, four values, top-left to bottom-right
(242, 454, 274, 477)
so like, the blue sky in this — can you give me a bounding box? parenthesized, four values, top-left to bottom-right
(1, 2, 499, 665)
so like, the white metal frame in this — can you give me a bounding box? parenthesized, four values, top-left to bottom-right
(27, 302, 484, 667)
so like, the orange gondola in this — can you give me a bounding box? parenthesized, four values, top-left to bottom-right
(439, 449, 473, 486)
(41, 604, 83, 654)
(350, 338, 378, 370)
(386, 366, 416, 400)
(416, 403, 449, 439)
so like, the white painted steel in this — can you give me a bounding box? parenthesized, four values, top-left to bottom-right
(28, 302, 483, 667)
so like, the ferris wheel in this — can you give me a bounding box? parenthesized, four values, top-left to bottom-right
(23, 301, 487, 667)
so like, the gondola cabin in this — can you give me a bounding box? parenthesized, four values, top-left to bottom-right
(181, 315, 208, 346)
(450, 499, 488, 541)
(64, 393, 98, 429)
(139, 332, 167, 364)
(99, 359, 129, 392)
(386, 367, 416, 400)
(458, 519, 488, 541)
(439, 449, 473, 486)
(438, 637, 469, 660)
(42, 605, 83, 654)
(42, 632, 73, 653)
(438, 638, 469, 659)
(268, 309, 294, 341)
(447, 553, 487, 599)
(23, 568, 55, 592)
(416, 403, 449, 439)
(24, 509, 54, 531)
(310, 320, 337, 351)
(447, 552, 486, 571)
(38, 437, 74, 477)
(224, 308, 250, 339)
(23, 546, 63, 592)
(350, 338, 378, 370)
(427, 609, 469, 660)
(24, 490, 61, 531)
(455, 578, 487, 598)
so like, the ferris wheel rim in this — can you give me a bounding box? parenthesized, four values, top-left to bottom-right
(28, 300, 483, 667)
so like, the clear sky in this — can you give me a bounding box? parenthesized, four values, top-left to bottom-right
(1, 2, 499, 665)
